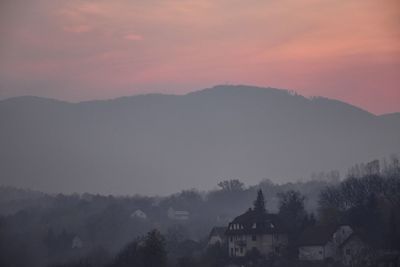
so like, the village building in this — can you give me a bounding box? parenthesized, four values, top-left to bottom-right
(225, 208, 288, 258)
(130, 209, 147, 220)
(298, 224, 353, 262)
(339, 232, 371, 266)
(168, 207, 190, 220)
(208, 226, 227, 246)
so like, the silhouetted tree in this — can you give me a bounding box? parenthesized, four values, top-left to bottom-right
(141, 229, 167, 267)
(201, 242, 228, 267)
(365, 160, 380, 176)
(177, 256, 197, 267)
(388, 209, 400, 249)
(253, 189, 266, 214)
(110, 240, 142, 267)
(384, 176, 400, 207)
(278, 190, 308, 258)
(278, 191, 306, 227)
(109, 229, 166, 267)
(217, 180, 244, 192)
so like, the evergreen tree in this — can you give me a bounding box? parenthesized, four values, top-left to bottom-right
(111, 241, 142, 267)
(142, 229, 167, 267)
(278, 190, 307, 234)
(278, 190, 308, 259)
(110, 229, 167, 267)
(253, 189, 266, 214)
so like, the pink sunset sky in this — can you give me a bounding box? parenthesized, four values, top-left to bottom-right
(0, 0, 399, 114)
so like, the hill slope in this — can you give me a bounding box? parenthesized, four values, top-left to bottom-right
(0, 85, 399, 195)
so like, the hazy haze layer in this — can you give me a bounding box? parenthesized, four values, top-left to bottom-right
(0, 85, 399, 195)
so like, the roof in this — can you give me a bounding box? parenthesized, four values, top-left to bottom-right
(209, 227, 227, 238)
(225, 209, 285, 235)
(339, 232, 369, 249)
(297, 225, 338, 246)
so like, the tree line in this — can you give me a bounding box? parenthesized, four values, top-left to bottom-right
(0, 155, 398, 267)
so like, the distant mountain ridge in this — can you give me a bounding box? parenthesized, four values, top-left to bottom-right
(0, 85, 399, 195)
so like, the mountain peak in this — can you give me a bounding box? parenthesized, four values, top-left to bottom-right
(188, 84, 292, 97)
(1, 86, 398, 195)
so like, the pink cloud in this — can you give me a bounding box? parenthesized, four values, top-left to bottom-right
(63, 25, 92, 33)
(0, 0, 399, 114)
(124, 34, 144, 41)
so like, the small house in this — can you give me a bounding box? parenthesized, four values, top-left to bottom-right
(208, 226, 227, 246)
(130, 209, 147, 220)
(168, 207, 189, 220)
(298, 224, 353, 261)
(339, 233, 370, 266)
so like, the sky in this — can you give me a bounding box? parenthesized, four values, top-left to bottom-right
(0, 0, 399, 114)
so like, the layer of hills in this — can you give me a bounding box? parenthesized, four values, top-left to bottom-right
(0, 85, 399, 195)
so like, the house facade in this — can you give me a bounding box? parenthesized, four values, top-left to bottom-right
(168, 207, 190, 220)
(208, 226, 227, 246)
(225, 208, 288, 258)
(298, 224, 353, 261)
(130, 209, 147, 220)
(340, 233, 370, 266)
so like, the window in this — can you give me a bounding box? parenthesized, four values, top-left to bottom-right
(346, 248, 351, 255)
(230, 248, 234, 256)
(240, 247, 243, 254)
(230, 237, 233, 242)
(252, 235, 257, 241)
(319, 250, 323, 255)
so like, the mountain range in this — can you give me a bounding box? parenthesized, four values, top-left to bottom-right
(0, 85, 399, 195)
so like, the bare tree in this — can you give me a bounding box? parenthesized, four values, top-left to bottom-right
(217, 179, 245, 192)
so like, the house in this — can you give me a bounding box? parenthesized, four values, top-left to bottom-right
(71, 236, 83, 249)
(130, 209, 147, 220)
(298, 224, 353, 261)
(168, 207, 189, 220)
(208, 226, 227, 246)
(339, 233, 371, 266)
(225, 208, 288, 258)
